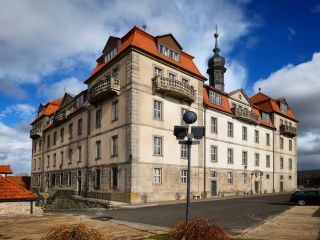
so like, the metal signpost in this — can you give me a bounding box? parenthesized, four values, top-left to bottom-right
(173, 111, 205, 222)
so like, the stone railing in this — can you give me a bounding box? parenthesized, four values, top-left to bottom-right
(53, 110, 67, 125)
(89, 77, 120, 104)
(30, 127, 42, 138)
(280, 125, 297, 137)
(152, 75, 196, 102)
(233, 108, 259, 125)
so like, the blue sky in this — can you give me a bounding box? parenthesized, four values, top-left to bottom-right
(0, 0, 320, 173)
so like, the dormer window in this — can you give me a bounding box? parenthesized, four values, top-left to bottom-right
(209, 90, 222, 106)
(76, 95, 84, 109)
(158, 44, 180, 61)
(280, 103, 287, 114)
(104, 47, 118, 63)
(262, 112, 270, 123)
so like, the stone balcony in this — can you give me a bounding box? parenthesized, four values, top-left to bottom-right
(280, 125, 297, 137)
(53, 110, 67, 125)
(232, 108, 259, 125)
(89, 77, 120, 104)
(152, 76, 196, 103)
(30, 128, 42, 139)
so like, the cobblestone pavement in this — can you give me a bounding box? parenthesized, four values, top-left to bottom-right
(0, 214, 167, 240)
(238, 206, 320, 240)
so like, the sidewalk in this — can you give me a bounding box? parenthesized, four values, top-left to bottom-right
(238, 206, 320, 240)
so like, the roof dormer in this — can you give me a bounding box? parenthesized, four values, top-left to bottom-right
(156, 34, 182, 62)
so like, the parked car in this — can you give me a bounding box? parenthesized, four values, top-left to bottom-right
(289, 189, 320, 206)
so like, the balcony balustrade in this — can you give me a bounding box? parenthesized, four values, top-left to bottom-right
(232, 108, 259, 125)
(280, 124, 297, 137)
(89, 77, 120, 104)
(152, 75, 196, 103)
(53, 110, 67, 125)
(30, 128, 42, 139)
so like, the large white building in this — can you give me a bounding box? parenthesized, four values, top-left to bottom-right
(30, 27, 298, 203)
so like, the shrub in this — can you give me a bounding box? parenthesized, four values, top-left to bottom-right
(41, 224, 109, 240)
(169, 217, 230, 240)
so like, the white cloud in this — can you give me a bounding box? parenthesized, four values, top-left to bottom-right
(287, 27, 296, 41)
(225, 60, 247, 92)
(253, 52, 320, 170)
(0, 104, 35, 120)
(38, 77, 87, 99)
(0, 121, 31, 174)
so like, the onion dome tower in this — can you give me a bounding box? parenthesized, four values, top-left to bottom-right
(207, 26, 226, 91)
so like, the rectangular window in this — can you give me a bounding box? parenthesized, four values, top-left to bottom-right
(95, 169, 101, 188)
(111, 167, 118, 189)
(53, 153, 56, 167)
(211, 145, 218, 162)
(181, 170, 188, 184)
(227, 148, 233, 164)
(78, 118, 83, 135)
(60, 151, 64, 166)
(242, 151, 248, 165)
(68, 149, 72, 164)
(78, 146, 82, 162)
(69, 123, 73, 139)
(181, 144, 188, 159)
(39, 140, 42, 151)
(96, 109, 102, 128)
(227, 122, 233, 137)
(38, 157, 41, 169)
(280, 103, 287, 114)
(182, 78, 189, 85)
(227, 172, 233, 184)
(243, 173, 248, 184)
(67, 171, 72, 186)
(47, 155, 50, 168)
(266, 155, 271, 168)
(153, 136, 162, 155)
(60, 128, 64, 142)
(242, 126, 247, 140)
(168, 73, 177, 80)
(266, 133, 270, 146)
(255, 153, 260, 166)
(280, 157, 284, 169)
(112, 66, 119, 78)
(154, 67, 162, 76)
(33, 141, 37, 153)
(289, 158, 292, 170)
(211, 117, 218, 133)
(111, 135, 118, 156)
(280, 137, 284, 149)
(47, 134, 50, 148)
(153, 168, 162, 184)
(153, 100, 162, 120)
(289, 139, 292, 151)
(60, 172, 63, 186)
(209, 90, 222, 106)
(255, 130, 259, 143)
(211, 171, 217, 178)
(76, 95, 84, 109)
(112, 101, 119, 121)
(262, 112, 270, 123)
(53, 132, 57, 145)
(96, 141, 101, 159)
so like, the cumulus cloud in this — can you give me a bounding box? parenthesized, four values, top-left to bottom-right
(254, 52, 320, 170)
(38, 77, 87, 99)
(0, 104, 35, 120)
(225, 60, 247, 92)
(0, 121, 31, 174)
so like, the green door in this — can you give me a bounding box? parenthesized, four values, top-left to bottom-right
(211, 181, 217, 196)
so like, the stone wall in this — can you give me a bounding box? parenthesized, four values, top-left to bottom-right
(0, 201, 42, 216)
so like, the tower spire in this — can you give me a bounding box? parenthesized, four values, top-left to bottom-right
(213, 25, 220, 54)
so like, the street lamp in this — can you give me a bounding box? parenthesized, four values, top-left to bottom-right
(173, 111, 205, 222)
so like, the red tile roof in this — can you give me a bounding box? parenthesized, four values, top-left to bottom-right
(0, 175, 37, 201)
(6, 176, 31, 190)
(251, 92, 298, 122)
(86, 26, 206, 83)
(203, 85, 232, 114)
(0, 165, 12, 174)
(252, 107, 275, 129)
(31, 98, 62, 124)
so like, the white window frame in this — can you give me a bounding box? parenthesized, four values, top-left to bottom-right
(153, 168, 162, 184)
(255, 153, 260, 167)
(227, 172, 233, 184)
(153, 136, 163, 156)
(227, 122, 233, 137)
(153, 100, 162, 120)
(211, 117, 217, 134)
(242, 151, 248, 165)
(211, 145, 218, 162)
(180, 144, 188, 159)
(266, 155, 270, 168)
(242, 126, 247, 140)
(181, 170, 188, 184)
(227, 148, 233, 164)
(243, 173, 248, 184)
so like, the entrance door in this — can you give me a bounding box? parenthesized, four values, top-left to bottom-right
(211, 181, 217, 196)
(280, 182, 284, 192)
(254, 181, 259, 194)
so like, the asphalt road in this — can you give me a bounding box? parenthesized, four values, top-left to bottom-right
(48, 194, 293, 234)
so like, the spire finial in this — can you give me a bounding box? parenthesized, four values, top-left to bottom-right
(142, 24, 147, 31)
(258, 87, 261, 93)
(213, 25, 220, 54)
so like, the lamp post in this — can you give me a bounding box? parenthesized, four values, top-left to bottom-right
(173, 111, 205, 222)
